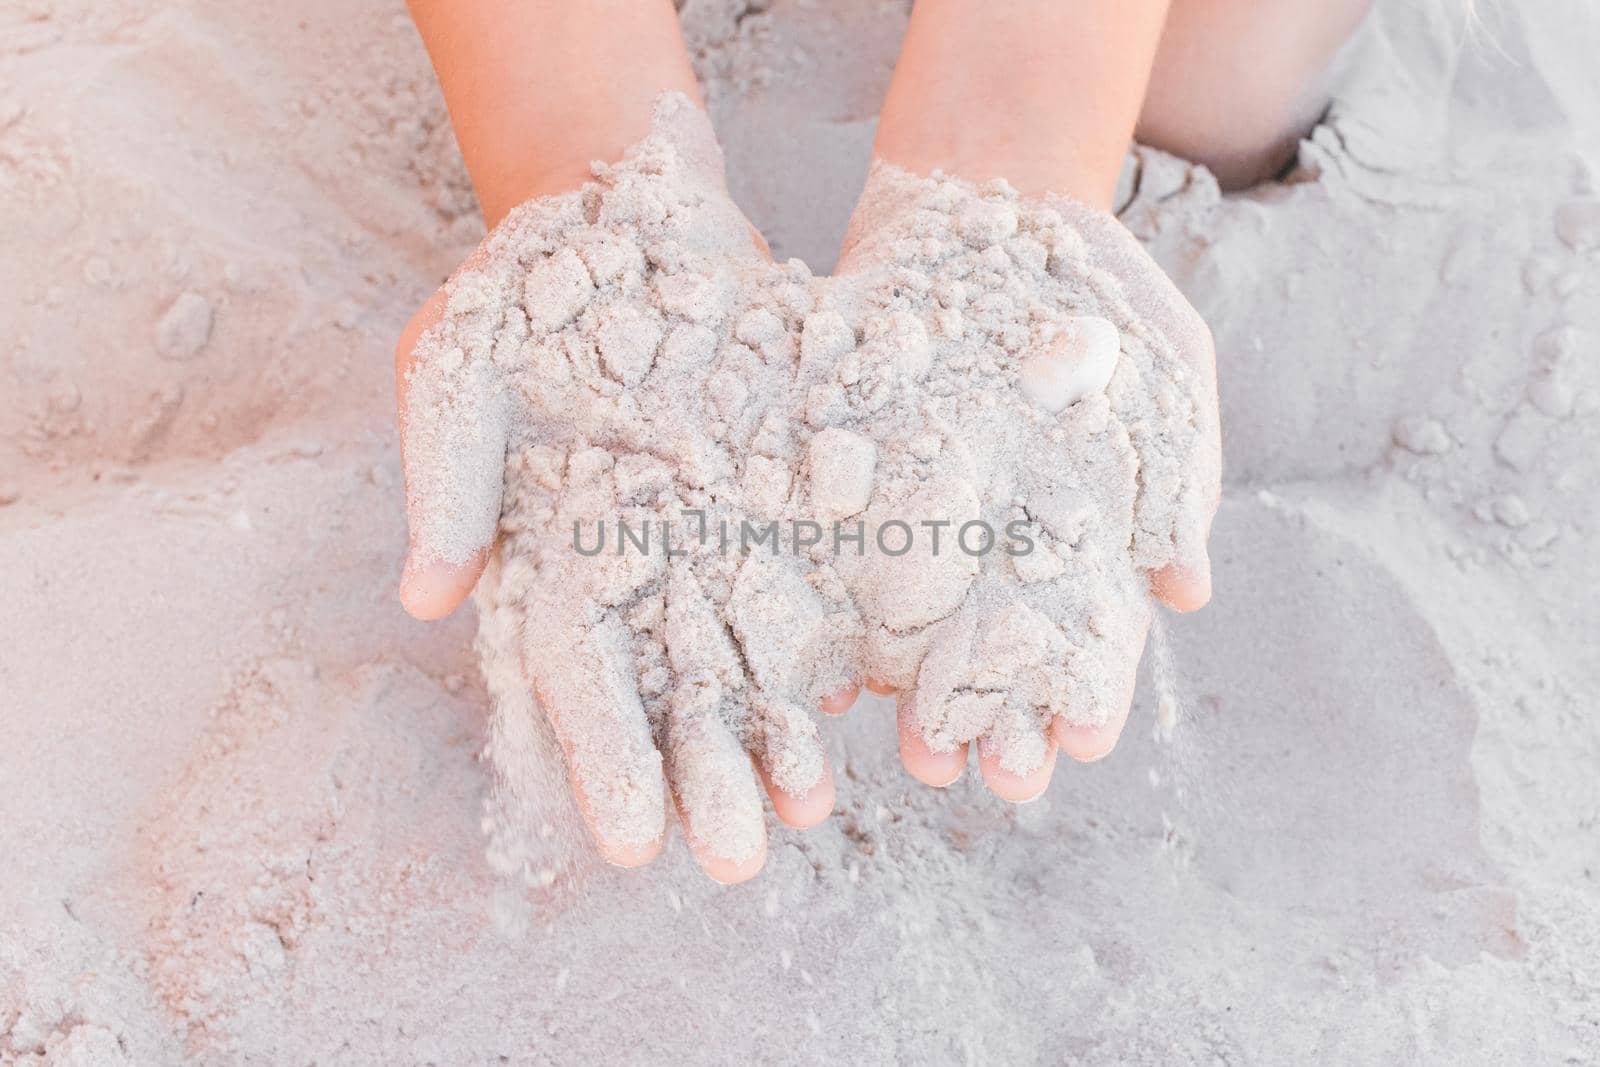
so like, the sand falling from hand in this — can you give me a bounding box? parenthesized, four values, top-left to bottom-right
(402, 94, 1216, 869)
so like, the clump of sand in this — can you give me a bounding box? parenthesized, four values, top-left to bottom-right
(404, 94, 1216, 864)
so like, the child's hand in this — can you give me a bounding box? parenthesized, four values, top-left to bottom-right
(396, 98, 849, 882)
(832, 166, 1220, 801)
(837, 0, 1218, 801)
(397, 3, 855, 881)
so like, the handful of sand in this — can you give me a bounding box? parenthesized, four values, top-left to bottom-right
(403, 94, 1218, 868)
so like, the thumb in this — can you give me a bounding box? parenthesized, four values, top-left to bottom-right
(1151, 555, 1212, 613)
(396, 285, 506, 620)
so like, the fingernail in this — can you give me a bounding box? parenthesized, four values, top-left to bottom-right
(399, 554, 464, 620)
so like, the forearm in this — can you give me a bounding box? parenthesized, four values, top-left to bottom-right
(408, 0, 702, 226)
(872, 0, 1171, 208)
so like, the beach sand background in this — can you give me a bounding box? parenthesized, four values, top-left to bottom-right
(2, 0, 1598, 1062)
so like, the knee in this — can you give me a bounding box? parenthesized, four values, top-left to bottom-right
(1136, 0, 1373, 190)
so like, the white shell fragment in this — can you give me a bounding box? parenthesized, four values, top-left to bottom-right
(1017, 315, 1121, 412)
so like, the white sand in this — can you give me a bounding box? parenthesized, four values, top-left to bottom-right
(3, 0, 1599, 1062)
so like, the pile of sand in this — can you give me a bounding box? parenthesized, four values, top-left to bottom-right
(2, 0, 1597, 1062)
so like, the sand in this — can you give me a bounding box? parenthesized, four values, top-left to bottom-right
(3, 0, 1599, 1062)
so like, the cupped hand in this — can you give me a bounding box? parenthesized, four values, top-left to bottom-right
(830, 163, 1220, 801)
(395, 96, 845, 882)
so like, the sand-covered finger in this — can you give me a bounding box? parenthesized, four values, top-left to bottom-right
(531, 614, 667, 859)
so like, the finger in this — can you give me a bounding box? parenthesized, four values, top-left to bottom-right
(401, 548, 492, 622)
(896, 693, 968, 787)
(532, 614, 667, 865)
(675, 798, 768, 884)
(397, 288, 483, 621)
(1052, 716, 1125, 765)
(978, 735, 1059, 803)
(665, 704, 769, 884)
(1052, 616, 1149, 763)
(1056, 199, 1222, 611)
(751, 696, 834, 828)
(396, 284, 506, 620)
(756, 751, 836, 829)
(1161, 317, 1221, 600)
(820, 682, 860, 715)
(1151, 559, 1212, 613)
(864, 678, 897, 697)
(560, 764, 663, 868)
(1150, 382, 1219, 611)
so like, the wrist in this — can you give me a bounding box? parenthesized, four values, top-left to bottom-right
(870, 0, 1170, 210)
(871, 122, 1123, 211)
(464, 109, 658, 225)
(409, 0, 703, 227)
